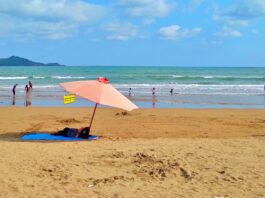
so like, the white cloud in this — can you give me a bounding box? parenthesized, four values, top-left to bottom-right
(0, 0, 105, 22)
(158, 25, 202, 40)
(212, 1, 265, 39)
(0, 0, 106, 40)
(216, 27, 242, 38)
(225, 0, 265, 20)
(213, 13, 249, 27)
(116, 0, 175, 18)
(101, 22, 138, 41)
(214, 0, 265, 27)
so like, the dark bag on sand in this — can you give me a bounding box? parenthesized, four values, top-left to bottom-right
(78, 127, 90, 138)
(54, 127, 90, 138)
(55, 127, 78, 137)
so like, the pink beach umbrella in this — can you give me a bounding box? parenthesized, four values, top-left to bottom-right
(60, 77, 138, 131)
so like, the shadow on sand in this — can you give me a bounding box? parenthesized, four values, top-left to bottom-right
(0, 131, 52, 143)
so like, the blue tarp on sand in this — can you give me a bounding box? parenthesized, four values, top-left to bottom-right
(21, 133, 99, 141)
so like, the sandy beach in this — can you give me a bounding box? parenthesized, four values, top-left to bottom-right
(0, 107, 265, 198)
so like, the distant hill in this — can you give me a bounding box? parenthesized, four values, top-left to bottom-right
(0, 56, 64, 66)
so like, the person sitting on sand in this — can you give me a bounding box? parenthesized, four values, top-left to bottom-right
(53, 127, 90, 139)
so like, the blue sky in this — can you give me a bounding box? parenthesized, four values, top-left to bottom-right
(0, 0, 265, 66)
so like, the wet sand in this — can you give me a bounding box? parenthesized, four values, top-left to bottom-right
(0, 107, 265, 198)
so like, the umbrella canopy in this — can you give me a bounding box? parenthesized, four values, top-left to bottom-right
(60, 77, 138, 111)
(60, 77, 138, 132)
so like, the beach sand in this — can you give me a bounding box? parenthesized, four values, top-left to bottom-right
(0, 107, 265, 198)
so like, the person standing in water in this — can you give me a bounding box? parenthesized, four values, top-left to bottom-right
(29, 81, 33, 91)
(25, 84, 29, 96)
(152, 88, 156, 108)
(24, 84, 32, 106)
(170, 88, 173, 95)
(12, 84, 18, 96)
(128, 88, 132, 97)
(152, 87, 156, 96)
(12, 84, 18, 106)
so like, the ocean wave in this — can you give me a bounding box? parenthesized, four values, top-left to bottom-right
(33, 76, 46, 79)
(171, 75, 265, 80)
(0, 76, 87, 80)
(0, 85, 59, 89)
(0, 76, 28, 80)
(115, 84, 265, 94)
(51, 76, 85, 79)
(33, 85, 60, 88)
(172, 75, 185, 78)
(115, 83, 263, 88)
(0, 83, 263, 97)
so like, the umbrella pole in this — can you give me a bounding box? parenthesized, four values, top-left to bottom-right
(89, 103, 98, 131)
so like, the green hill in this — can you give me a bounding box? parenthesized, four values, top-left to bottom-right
(0, 56, 64, 66)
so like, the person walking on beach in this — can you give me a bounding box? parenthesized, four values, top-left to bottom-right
(12, 84, 18, 96)
(29, 81, 33, 91)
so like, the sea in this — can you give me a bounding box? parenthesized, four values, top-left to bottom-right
(0, 66, 265, 108)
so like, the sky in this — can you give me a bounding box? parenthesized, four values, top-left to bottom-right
(0, 0, 265, 67)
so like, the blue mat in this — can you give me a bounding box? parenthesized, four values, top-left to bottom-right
(21, 133, 99, 141)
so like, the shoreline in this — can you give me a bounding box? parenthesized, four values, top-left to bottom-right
(1, 96, 265, 109)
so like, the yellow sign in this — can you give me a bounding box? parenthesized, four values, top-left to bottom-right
(64, 94, 76, 104)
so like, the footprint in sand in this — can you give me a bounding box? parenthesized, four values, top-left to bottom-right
(91, 176, 134, 186)
(57, 118, 82, 124)
(115, 112, 131, 116)
(26, 122, 45, 131)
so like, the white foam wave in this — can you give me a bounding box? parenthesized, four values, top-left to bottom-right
(114, 83, 265, 95)
(115, 83, 263, 88)
(171, 75, 265, 79)
(0, 76, 28, 80)
(52, 76, 85, 79)
(203, 76, 213, 79)
(33, 85, 59, 88)
(0, 83, 264, 96)
(172, 75, 184, 78)
(0, 85, 60, 89)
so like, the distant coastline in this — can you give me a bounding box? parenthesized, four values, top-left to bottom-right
(0, 56, 64, 66)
